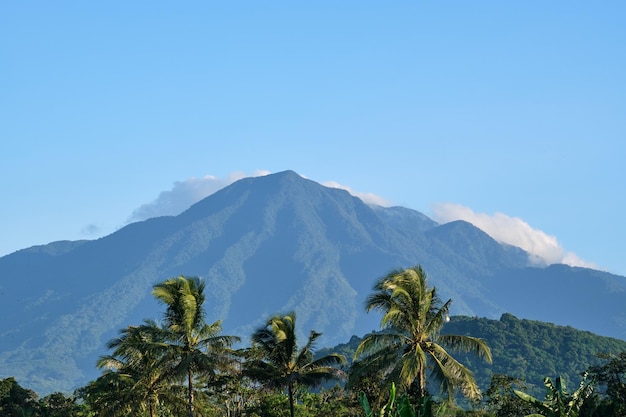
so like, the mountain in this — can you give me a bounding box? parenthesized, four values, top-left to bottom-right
(1, 170, 625, 394)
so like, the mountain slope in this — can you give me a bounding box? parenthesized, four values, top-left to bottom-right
(317, 313, 626, 397)
(1, 170, 625, 394)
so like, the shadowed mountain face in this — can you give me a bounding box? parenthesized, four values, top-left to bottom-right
(1, 170, 625, 394)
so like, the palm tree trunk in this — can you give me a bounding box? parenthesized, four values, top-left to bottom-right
(149, 400, 155, 417)
(188, 368, 195, 417)
(288, 381, 295, 417)
(410, 367, 427, 400)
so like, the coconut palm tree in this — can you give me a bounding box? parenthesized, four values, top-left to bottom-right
(97, 321, 171, 417)
(245, 312, 346, 417)
(149, 275, 240, 417)
(351, 266, 492, 402)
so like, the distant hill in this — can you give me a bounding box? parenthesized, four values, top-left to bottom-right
(1, 170, 625, 394)
(317, 313, 626, 397)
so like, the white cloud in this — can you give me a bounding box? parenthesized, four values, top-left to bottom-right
(322, 181, 393, 207)
(128, 171, 392, 223)
(562, 251, 597, 269)
(128, 170, 270, 222)
(81, 224, 102, 236)
(432, 202, 597, 269)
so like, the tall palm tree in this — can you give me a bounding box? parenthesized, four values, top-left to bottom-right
(351, 266, 492, 402)
(149, 275, 240, 417)
(245, 312, 346, 417)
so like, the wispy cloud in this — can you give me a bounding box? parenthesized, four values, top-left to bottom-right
(81, 223, 102, 236)
(128, 170, 270, 222)
(432, 203, 597, 269)
(322, 181, 393, 207)
(128, 171, 393, 223)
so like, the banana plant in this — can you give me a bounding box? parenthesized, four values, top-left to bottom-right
(396, 395, 416, 417)
(360, 382, 396, 417)
(514, 374, 593, 417)
(359, 383, 431, 417)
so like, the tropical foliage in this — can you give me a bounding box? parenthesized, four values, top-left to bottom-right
(148, 276, 240, 417)
(441, 314, 626, 397)
(0, 377, 86, 417)
(484, 374, 536, 417)
(584, 352, 626, 416)
(244, 311, 346, 417)
(360, 381, 436, 417)
(318, 314, 626, 400)
(514, 374, 594, 417)
(95, 321, 178, 417)
(5, 267, 626, 416)
(83, 276, 240, 417)
(351, 266, 492, 402)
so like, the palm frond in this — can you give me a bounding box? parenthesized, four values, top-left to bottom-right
(96, 355, 125, 371)
(429, 342, 482, 401)
(365, 291, 393, 315)
(181, 292, 199, 333)
(428, 351, 457, 402)
(436, 334, 493, 363)
(350, 341, 404, 383)
(354, 331, 406, 359)
(424, 299, 451, 336)
(398, 343, 427, 390)
(309, 352, 346, 368)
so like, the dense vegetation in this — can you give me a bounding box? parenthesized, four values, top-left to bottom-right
(349, 266, 492, 402)
(444, 313, 626, 396)
(3, 267, 626, 416)
(318, 313, 626, 399)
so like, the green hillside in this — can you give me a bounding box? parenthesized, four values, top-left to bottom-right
(2, 171, 626, 395)
(318, 313, 626, 396)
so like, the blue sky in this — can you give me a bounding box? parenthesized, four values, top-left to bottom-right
(1, 2, 625, 276)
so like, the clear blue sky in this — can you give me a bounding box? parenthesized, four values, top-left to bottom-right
(2, 2, 625, 276)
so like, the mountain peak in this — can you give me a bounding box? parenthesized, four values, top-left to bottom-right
(1, 169, 625, 395)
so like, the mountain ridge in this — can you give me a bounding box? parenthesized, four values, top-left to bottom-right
(1, 170, 625, 394)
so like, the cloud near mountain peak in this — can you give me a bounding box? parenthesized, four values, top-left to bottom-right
(322, 181, 393, 207)
(125, 172, 594, 271)
(128, 171, 393, 223)
(432, 202, 596, 269)
(127, 170, 270, 222)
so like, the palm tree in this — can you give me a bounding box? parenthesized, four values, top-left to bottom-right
(351, 265, 492, 402)
(97, 321, 170, 417)
(149, 275, 240, 417)
(245, 312, 346, 417)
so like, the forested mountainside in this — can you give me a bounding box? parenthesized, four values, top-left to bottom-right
(1, 170, 625, 394)
(317, 313, 626, 397)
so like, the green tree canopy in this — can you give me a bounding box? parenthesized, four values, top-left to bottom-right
(97, 321, 177, 417)
(0, 377, 39, 417)
(586, 352, 626, 416)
